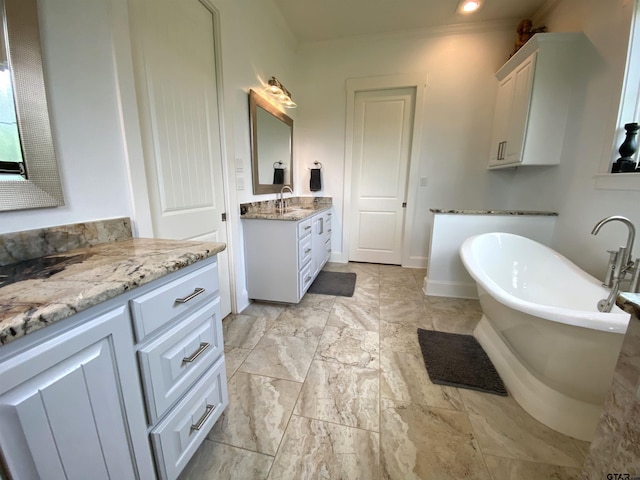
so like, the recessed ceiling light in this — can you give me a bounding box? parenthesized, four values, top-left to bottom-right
(459, 0, 481, 13)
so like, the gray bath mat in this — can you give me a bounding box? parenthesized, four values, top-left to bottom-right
(308, 271, 357, 297)
(417, 328, 508, 396)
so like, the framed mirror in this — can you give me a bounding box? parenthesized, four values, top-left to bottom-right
(0, 0, 64, 212)
(248, 89, 293, 194)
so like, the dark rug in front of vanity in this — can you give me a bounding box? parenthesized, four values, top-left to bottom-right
(307, 271, 357, 297)
(417, 328, 508, 396)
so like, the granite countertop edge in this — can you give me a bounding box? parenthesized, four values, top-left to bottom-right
(241, 204, 332, 221)
(617, 292, 640, 319)
(0, 238, 226, 346)
(430, 209, 559, 216)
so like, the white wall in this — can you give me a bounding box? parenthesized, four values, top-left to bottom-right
(0, 0, 133, 234)
(527, 0, 640, 279)
(294, 27, 520, 265)
(212, 0, 298, 311)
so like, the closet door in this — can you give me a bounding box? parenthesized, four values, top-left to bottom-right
(128, 0, 231, 317)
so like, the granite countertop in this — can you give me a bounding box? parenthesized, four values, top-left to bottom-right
(617, 292, 640, 319)
(430, 209, 559, 216)
(0, 238, 226, 346)
(241, 196, 332, 221)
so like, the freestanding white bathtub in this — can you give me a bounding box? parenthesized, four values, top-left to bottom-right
(460, 232, 630, 441)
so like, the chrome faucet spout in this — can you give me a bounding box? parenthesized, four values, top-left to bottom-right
(591, 215, 636, 264)
(278, 185, 293, 211)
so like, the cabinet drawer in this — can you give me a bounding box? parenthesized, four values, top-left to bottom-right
(297, 219, 312, 239)
(299, 262, 313, 298)
(298, 235, 312, 268)
(138, 298, 223, 423)
(130, 262, 218, 342)
(150, 356, 228, 480)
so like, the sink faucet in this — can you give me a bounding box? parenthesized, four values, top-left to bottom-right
(278, 185, 293, 211)
(591, 215, 640, 312)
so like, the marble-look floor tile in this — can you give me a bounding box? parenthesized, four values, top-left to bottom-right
(288, 293, 336, 312)
(208, 372, 301, 455)
(379, 297, 431, 326)
(327, 302, 380, 332)
(380, 398, 491, 480)
(238, 334, 318, 382)
(380, 274, 420, 289)
(268, 415, 379, 480)
(483, 455, 582, 480)
(346, 262, 380, 277)
(430, 313, 482, 335)
(222, 314, 275, 349)
(379, 321, 425, 356)
(380, 285, 424, 301)
(335, 286, 380, 307)
(380, 349, 463, 411)
(322, 262, 350, 273)
(355, 273, 380, 288)
(460, 389, 586, 468)
(315, 326, 379, 369)
(224, 345, 252, 379)
(582, 379, 633, 478)
(241, 301, 286, 319)
(178, 441, 273, 480)
(294, 360, 379, 431)
(268, 307, 329, 338)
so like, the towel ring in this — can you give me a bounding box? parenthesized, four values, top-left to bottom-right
(273, 161, 285, 169)
(313, 161, 323, 169)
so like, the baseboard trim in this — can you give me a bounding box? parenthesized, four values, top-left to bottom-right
(423, 278, 478, 298)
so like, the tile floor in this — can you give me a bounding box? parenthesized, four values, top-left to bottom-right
(179, 262, 590, 480)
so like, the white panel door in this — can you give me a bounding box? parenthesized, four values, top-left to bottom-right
(130, 0, 231, 317)
(349, 88, 415, 264)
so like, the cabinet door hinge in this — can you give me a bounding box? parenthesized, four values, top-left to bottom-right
(402, 202, 407, 208)
(221, 212, 227, 222)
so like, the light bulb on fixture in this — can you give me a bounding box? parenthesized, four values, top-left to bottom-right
(458, 0, 481, 13)
(265, 76, 297, 108)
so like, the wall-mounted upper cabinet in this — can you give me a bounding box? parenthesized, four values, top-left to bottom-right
(488, 33, 584, 170)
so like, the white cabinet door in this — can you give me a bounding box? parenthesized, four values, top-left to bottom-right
(488, 52, 536, 168)
(503, 52, 536, 165)
(0, 307, 153, 480)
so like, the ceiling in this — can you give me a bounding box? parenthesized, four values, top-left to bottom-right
(272, 0, 551, 44)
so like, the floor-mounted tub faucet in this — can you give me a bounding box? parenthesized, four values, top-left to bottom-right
(591, 215, 640, 312)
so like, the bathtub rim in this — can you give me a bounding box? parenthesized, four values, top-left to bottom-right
(460, 232, 629, 334)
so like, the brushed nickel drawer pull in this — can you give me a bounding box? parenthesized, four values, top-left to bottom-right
(304, 225, 311, 230)
(175, 287, 205, 304)
(305, 276, 312, 282)
(305, 248, 311, 254)
(183, 342, 210, 363)
(190, 404, 216, 431)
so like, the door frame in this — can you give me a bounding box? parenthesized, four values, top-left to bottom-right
(110, 0, 238, 313)
(342, 73, 427, 267)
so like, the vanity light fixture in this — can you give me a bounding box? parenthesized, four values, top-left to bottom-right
(266, 76, 297, 109)
(458, 0, 481, 13)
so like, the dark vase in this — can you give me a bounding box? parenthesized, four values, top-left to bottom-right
(612, 122, 639, 173)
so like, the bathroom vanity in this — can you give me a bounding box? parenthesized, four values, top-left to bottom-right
(242, 197, 332, 303)
(0, 219, 227, 480)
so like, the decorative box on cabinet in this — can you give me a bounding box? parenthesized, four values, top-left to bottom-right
(488, 32, 584, 169)
(244, 208, 332, 303)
